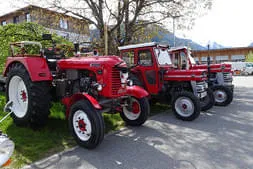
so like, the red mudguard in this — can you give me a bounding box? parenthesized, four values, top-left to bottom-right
(62, 93, 102, 118)
(3, 57, 52, 81)
(126, 85, 149, 99)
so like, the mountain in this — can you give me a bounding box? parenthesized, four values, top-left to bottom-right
(248, 42, 253, 47)
(208, 41, 226, 49)
(90, 26, 225, 50)
(151, 31, 206, 50)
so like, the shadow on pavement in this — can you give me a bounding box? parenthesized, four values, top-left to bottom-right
(23, 125, 198, 169)
(23, 86, 253, 169)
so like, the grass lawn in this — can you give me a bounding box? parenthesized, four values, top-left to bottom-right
(0, 93, 170, 168)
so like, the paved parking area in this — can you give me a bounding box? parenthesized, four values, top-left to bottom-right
(24, 76, 253, 169)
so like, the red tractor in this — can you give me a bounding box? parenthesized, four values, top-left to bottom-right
(119, 42, 214, 121)
(168, 46, 233, 106)
(3, 39, 150, 149)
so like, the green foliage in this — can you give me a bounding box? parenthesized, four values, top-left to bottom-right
(0, 22, 73, 72)
(246, 51, 253, 62)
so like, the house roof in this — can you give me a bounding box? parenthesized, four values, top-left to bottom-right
(0, 4, 88, 23)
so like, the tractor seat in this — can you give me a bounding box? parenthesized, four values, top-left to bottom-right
(44, 48, 65, 73)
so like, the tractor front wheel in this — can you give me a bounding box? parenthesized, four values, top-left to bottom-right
(121, 97, 150, 126)
(6, 63, 51, 128)
(200, 88, 215, 111)
(212, 85, 233, 106)
(172, 91, 200, 121)
(69, 100, 105, 149)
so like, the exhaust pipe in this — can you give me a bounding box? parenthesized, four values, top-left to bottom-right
(207, 44, 211, 85)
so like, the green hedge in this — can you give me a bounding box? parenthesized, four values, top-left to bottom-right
(0, 22, 73, 73)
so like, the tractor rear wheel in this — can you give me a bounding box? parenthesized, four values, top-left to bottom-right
(6, 63, 51, 128)
(200, 88, 215, 111)
(172, 91, 200, 121)
(212, 85, 233, 106)
(69, 100, 105, 149)
(121, 97, 150, 126)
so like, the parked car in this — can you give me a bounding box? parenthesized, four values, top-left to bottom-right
(244, 62, 253, 75)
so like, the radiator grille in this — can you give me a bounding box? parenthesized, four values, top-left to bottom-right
(223, 72, 232, 83)
(111, 68, 121, 96)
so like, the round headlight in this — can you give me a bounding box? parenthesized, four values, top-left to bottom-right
(128, 80, 133, 86)
(97, 84, 103, 91)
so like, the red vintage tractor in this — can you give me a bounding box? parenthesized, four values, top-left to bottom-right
(119, 42, 214, 121)
(168, 46, 233, 106)
(3, 39, 150, 149)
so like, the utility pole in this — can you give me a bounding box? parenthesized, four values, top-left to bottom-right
(172, 16, 180, 47)
(173, 17, 176, 47)
(104, 23, 108, 55)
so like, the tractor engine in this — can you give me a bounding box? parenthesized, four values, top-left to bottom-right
(54, 69, 100, 99)
(55, 56, 131, 100)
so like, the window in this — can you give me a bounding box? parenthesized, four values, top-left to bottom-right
(13, 16, 19, 23)
(180, 51, 187, 69)
(60, 18, 68, 29)
(154, 48, 172, 65)
(173, 53, 180, 67)
(25, 13, 31, 22)
(122, 51, 135, 66)
(138, 50, 153, 66)
(1, 20, 7, 26)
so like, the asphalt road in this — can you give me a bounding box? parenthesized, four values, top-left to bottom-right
(24, 76, 253, 169)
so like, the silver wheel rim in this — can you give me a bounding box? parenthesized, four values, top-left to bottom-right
(175, 97, 194, 117)
(73, 110, 92, 141)
(123, 98, 141, 120)
(214, 90, 227, 103)
(8, 76, 28, 118)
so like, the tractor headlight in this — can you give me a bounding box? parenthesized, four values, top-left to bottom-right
(97, 84, 103, 91)
(128, 80, 133, 86)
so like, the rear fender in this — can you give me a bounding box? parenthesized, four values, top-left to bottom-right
(62, 93, 102, 118)
(3, 57, 52, 81)
(126, 85, 149, 99)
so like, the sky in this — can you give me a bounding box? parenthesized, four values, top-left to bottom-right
(0, 0, 253, 47)
(185, 0, 253, 47)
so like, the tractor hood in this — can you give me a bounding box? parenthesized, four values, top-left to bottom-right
(191, 63, 231, 73)
(57, 55, 127, 70)
(163, 69, 207, 82)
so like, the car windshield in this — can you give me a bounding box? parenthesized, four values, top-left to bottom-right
(188, 51, 196, 65)
(155, 48, 172, 65)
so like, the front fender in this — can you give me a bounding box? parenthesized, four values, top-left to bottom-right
(126, 85, 149, 99)
(62, 93, 102, 118)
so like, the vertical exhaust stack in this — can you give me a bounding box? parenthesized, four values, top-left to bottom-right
(74, 43, 80, 56)
(207, 44, 211, 84)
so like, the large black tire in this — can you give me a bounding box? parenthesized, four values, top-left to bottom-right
(120, 97, 150, 126)
(6, 63, 51, 128)
(212, 85, 233, 106)
(200, 88, 215, 111)
(69, 100, 105, 149)
(172, 91, 200, 121)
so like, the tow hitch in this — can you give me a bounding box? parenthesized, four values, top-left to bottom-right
(0, 101, 13, 123)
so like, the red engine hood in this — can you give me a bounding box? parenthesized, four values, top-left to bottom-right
(57, 55, 127, 70)
(164, 69, 207, 82)
(192, 63, 231, 73)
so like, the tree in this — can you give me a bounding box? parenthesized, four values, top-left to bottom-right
(0, 22, 72, 72)
(246, 51, 253, 62)
(17, 0, 212, 53)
